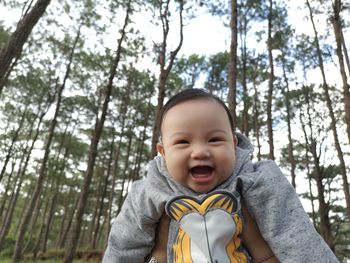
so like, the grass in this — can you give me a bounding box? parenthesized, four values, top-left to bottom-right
(0, 259, 99, 263)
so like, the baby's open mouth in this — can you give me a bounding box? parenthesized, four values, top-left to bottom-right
(190, 166, 213, 178)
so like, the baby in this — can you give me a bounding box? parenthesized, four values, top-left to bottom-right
(103, 89, 338, 263)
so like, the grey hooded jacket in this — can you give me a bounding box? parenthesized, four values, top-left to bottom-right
(103, 134, 338, 263)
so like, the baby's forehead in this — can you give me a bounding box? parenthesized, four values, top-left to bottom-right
(162, 99, 230, 125)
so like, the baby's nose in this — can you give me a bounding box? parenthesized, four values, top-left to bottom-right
(190, 144, 210, 159)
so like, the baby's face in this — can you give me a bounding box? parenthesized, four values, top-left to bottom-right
(157, 99, 237, 193)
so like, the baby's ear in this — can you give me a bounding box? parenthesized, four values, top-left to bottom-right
(156, 143, 165, 157)
(233, 135, 238, 146)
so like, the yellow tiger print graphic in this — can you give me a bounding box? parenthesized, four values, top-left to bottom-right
(166, 191, 248, 263)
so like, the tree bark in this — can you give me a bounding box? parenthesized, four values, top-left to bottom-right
(104, 79, 131, 247)
(298, 98, 317, 227)
(151, 0, 184, 157)
(281, 57, 296, 188)
(303, 85, 334, 250)
(267, 0, 275, 160)
(228, 0, 238, 126)
(116, 133, 133, 215)
(252, 62, 262, 161)
(0, 0, 51, 93)
(330, 0, 350, 146)
(90, 144, 112, 250)
(58, 194, 79, 249)
(63, 3, 131, 261)
(0, 107, 27, 182)
(306, 0, 350, 221)
(0, 161, 16, 222)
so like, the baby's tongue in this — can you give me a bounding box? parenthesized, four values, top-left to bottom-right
(191, 166, 212, 177)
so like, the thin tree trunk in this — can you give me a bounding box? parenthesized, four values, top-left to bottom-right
(0, 100, 48, 249)
(132, 100, 151, 182)
(151, 0, 184, 157)
(306, 0, 350, 221)
(23, 185, 45, 255)
(299, 102, 317, 228)
(58, 194, 79, 249)
(87, 168, 103, 247)
(0, 107, 27, 182)
(90, 147, 112, 250)
(41, 147, 69, 254)
(331, 0, 350, 146)
(340, 26, 350, 76)
(102, 67, 132, 248)
(281, 57, 296, 188)
(116, 134, 133, 215)
(252, 63, 262, 161)
(0, 161, 16, 222)
(12, 25, 81, 262)
(303, 86, 334, 249)
(228, 0, 238, 126)
(63, 4, 131, 261)
(0, 0, 51, 93)
(267, 0, 275, 160)
(32, 194, 50, 259)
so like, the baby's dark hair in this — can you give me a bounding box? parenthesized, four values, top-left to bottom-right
(157, 89, 235, 139)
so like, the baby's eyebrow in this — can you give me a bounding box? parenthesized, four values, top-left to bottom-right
(168, 132, 189, 139)
(208, 129, 228, 134)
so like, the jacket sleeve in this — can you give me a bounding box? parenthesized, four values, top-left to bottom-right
(240, 160, 339, 263)
(102, 179, 161, 263)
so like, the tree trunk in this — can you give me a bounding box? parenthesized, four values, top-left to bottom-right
(0, 162, 16, 223)
(12, 24, 80, 262)
(299, 104, 317, 227)
(281, 57, 296, 188)
(241, 10, 250, 137)
(87, 169, 103, 247)
(132, 103, 151, 182)
(32, 194, 50, 259)
(104, 76, 132, 247)
(41, 146, 69, 254)
(0, 100, 48, 249)
(0, 107, 27, 182)
(116, 133, 133, 215)
(151, 0, 184, 157)
(58, 194, 79, 249)
(306, 0, 350, 221)
(0, 0, 51, 93)
(90, 142, 113, 250)
(63, 3, 131, 261)
(252, 63, 262, 161)
(304, 87, 334, 250)
(330, 0, 350, 146)
(267, 0, 275, 160)
(228, 0, 238, 126)
(340, 26, 350, 77)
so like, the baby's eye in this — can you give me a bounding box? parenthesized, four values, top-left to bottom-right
(175, 139, 189, 144)
(209, 137, 223, 143)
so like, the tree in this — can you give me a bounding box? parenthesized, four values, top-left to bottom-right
(306, 0, 350, 221)
(63, 1, 132, 262)
(12, 23, 82, 262)
(0, 0, 52, 93)
(150, 0, 185, 158)
(330, 0, 350, 146)
(266, 0, 275, 160)
(227, 0, 238, 124)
